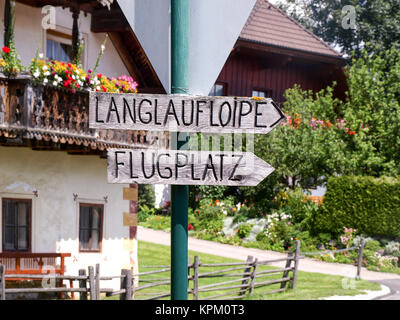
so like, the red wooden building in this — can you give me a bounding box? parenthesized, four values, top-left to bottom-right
(209, 0, 347, 104)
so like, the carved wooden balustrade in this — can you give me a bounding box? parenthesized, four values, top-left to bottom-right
(0, 74, 169, 150)
(0, 253, 71, 279)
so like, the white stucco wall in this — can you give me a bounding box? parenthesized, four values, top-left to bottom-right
(154, 184, 170, 208)
(0, 146, 137, 290)
(0, 1, 129, 78)
(119, 0, 256, 94)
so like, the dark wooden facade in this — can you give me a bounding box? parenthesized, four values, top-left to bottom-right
(215, 41, 347, 105)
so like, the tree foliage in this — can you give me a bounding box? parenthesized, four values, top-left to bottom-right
(277, 0, 400, 58)
(255, 45, 400, 192)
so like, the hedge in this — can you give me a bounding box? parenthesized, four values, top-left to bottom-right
(313, 176, 400, 237)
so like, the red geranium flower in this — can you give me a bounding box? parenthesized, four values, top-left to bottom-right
(2, 46, 10, 53)
(188, 224, 194, 231)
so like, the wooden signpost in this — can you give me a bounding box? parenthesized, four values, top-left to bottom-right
(89, 0, 285, 299)
(89, 92, 285, 134)
(87, 90, 285, 187)
(89, 89, 285, 300)
(107, 149, 275, 186)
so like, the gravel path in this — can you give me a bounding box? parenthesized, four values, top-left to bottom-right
(137, 226, 400, 282)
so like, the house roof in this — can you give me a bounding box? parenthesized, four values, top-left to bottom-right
(239, 0, 342, 59)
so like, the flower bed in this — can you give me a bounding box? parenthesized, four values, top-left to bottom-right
(0, 34, 138, 95)
(30, 58, 138, 94)
(139, 193, 400, 275)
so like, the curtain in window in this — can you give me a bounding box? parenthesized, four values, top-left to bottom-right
(79, 204, 103, 252)
(3, 199, 30, 251)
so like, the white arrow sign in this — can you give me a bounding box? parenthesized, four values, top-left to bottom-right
(89, 92, 285, 134)
(108, 149, 274, 186)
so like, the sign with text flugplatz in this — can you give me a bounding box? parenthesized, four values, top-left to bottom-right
(89, 92, 285, 134)
(108, 149, 275, 186)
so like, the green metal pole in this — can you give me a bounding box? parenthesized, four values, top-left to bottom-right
(171, 0, 189, 300)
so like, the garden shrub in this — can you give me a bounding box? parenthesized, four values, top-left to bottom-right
(138, 184, 156, 209)
(364, 240, 382, 252)
(314, 176, 400, 237)
(384, 242, 400, 256)
(237, 223, 253, 239)
(138, 205, 154, 222)
(193, 198, 225, 231)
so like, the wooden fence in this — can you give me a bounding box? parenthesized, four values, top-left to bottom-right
(0, 241, 301, 300)
(0, 264, 133, 300)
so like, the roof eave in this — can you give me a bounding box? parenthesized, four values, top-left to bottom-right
(237, 38, 347, 66)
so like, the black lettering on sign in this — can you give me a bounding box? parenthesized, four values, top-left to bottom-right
(210, 101, 219, 127)
(141, 152, 155, 179)
(123, 98, 136, 124)
(95, 97, 104, 123)
(182, 100, 194, 126)
(216, 154, 227, 181)
(164, 100, 180, 126)
(175, 153, 189, 179)
(196, 101, 206, 126)
(239, 101, 252, 127)
(229, 154, 244, 181)
(232, 98, 238, 127)
(191, 154, 200, 181)
(114, 151, 126, 178)
(138, 99, 152, 124)
(129, 151, 138, 179)
(255, 102, 267, 128)
(219, 102, 232, 127)
(154, 99, 162, 125)
(106, 97, 120, 123)
(202, 154, 218, 181)
(157, 153, 172, 179)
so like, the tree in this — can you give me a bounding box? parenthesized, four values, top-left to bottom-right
(254, 45, 400, 192)
(277, 0, 400, 58)
(343, 45, 400, 176)
(256, 84, 349, 190)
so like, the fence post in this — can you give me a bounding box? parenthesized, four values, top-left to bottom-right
(248, 258, 258, 296)
(187, 257, 191, 296)
(95, 264, 100, 300)
(88, 266, 96, 300)
(193, 256, 199, 300)
(0, 265, 5, 301)
(79, 269, 88, 300)
(292, 240, 301, 290)
(356, 239, 365, 280)
(126, 269, 133, 300)
(239, 256, 253, 297)
(131, 267, 136, 300)
(280, 252, 294, 290)
(120, 269, 129, 300)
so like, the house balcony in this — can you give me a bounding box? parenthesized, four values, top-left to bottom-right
(0, 73, 169, 152)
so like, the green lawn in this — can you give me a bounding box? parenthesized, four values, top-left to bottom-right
(130, 240, 381, 300)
